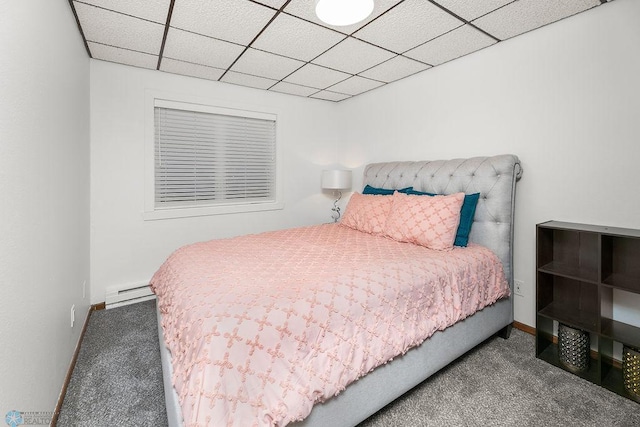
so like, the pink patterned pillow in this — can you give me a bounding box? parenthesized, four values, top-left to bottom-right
(385, 191, 464, 250)
(340, 192, 393, 235)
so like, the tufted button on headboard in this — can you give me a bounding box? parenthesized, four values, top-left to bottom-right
(363, 155, 523, 289)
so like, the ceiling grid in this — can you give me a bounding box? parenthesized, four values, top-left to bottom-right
(70, 0, 607, 102)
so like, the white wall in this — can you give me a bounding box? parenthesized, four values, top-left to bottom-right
(338, 0, 640, 327)
(90, 62, 342, 304)
(0, 0, 90, 420)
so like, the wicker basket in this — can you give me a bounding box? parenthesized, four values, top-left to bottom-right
(558, 323, 590, 372)
(623, 345, 640, 400)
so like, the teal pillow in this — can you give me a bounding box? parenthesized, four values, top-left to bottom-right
(362, 185, 413, 195)
(406, 190, 480, 247)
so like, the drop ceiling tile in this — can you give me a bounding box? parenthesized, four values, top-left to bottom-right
(405, 25, 496, 66)
(76, 0, 171, 23)
(284, 0, 402, 35)
(252, 14, 345, 62)
(74, 2, 165, 54)
(253, 0, 289, 9)
(88, 42, 158, 69)
(327, 76, 385, 96)
(359, 55, 430, 83)
(434, 0, 513, 21)
(221, 71, 278, 90)
(269, 82, 319, 97)
(310, 91, 352, 102)
(354, 0, 463, 53)
(169, 0, 277, 46)
(163, 28, 245, 69)
(230, 48, 305, 81)
(473, 0, 601, 40)
(160, 58, 225, 81)
(284, 63, 351, 89)
(312, 38, 395, 75)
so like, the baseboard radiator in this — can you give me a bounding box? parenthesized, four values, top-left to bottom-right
(105, 282, 155, 309)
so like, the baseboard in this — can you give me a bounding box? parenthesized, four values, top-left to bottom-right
(51, 303, 102, 426)
(513, 321, 535, 335)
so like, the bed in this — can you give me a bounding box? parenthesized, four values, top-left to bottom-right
(153, 154, 523, 427)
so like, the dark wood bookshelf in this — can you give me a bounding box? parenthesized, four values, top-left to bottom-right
(538, 260, 599, 284)
(536, 221, 640, 404)
(537, 302, 598, 332)
(537, 343, 600, 384)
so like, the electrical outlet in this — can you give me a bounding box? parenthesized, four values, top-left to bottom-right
(514, 280, 524, 296)
(71, 305, 75, 328)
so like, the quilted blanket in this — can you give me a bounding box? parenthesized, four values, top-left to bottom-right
(151, 224, 509, 426)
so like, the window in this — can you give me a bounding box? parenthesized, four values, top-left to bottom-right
(145, 96, 282, 219)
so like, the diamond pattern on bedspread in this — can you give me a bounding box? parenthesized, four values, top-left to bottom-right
(150, 224, 509, 427)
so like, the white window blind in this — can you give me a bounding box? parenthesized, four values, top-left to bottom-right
(154, 106, 277, 209)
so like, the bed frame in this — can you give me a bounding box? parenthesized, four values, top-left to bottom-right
(158, 154, 522, 427)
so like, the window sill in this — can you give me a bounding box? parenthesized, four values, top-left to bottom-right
(142, 200, 284, 221)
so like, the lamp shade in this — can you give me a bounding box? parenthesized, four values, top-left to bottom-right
(321, 169, 352, 190)
(315, 0, 374, 27)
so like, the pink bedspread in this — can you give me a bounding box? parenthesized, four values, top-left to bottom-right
(151, 224, 509, 427)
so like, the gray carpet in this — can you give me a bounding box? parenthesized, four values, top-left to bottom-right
(58, 300, 640, 426)
(57, 300, 167, 426)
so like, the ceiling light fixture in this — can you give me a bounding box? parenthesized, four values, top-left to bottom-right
(315, 0, 374, 27)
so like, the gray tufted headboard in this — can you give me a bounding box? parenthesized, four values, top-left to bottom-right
(363, 155, 523, 288)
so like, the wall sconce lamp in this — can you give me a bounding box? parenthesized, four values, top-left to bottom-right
(321, 169, 352, 222)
